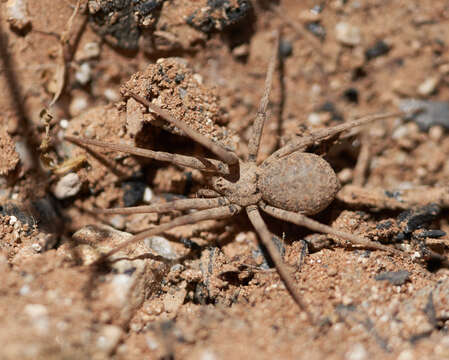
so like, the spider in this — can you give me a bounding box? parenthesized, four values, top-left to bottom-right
(65, 32, 403, 323)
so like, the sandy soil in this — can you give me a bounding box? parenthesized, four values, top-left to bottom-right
(1, 0, 449, 359)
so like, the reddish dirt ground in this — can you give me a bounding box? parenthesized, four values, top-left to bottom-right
(1, 1, 449, 359)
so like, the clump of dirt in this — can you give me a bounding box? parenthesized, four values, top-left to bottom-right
(0, 128, 19, 176)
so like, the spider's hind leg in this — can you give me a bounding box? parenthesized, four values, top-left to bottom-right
(259, 202, 403, 256)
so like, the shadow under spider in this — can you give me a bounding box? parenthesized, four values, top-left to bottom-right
(67, 30, 405, 324)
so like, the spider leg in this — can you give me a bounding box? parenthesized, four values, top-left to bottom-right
(246, 205, 314, 324)
(65, 135, 230, 175)
(196, 188, 221, 198)
(265, 112, 403, 163)
(127, 93, 239, 166)
(96, 204, 241, 262)
(247, 30, 280, 162)
(259, 202, 403, 256)
(96, 197, 229, 215)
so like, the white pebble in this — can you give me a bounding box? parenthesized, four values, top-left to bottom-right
(69, 96, 88, 117)
(53, 173, 82, 199)
(24, 303, 49, 333)
(336, 22, 361, 46)
(307, 112, 323, 126)
(397, 349, 415, 360)
(193, 73, 203, 84)
(75, 62, 92, 85)
(9, 215, 17, 225)
(392, 125, 408, 140)
(96, 325, 123, 354)
(104, 88, 120, 102)
(144, 236, 178, 260)
(19, 284, 30, 295)
(143, 187, 153, 203)
(418, 76, 439, 96)
(82, 42, 100, 59)
(345, 343, 368, 360)
(59, 119, 69, 129)
(6, 0, 30, 31)
(109, 215, 125, 230)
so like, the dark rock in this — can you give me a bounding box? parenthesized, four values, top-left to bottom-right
(279, 39, 293, 58)
(365, 40, 390, 60)
(399, 99, 449, 131)
(375, 270, 410, 285)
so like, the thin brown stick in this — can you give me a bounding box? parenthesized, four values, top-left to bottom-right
(246, 205, 314, 323)
(65, 135, 230, 175)
(260, 202, 402, 255)
(96, 197, 229, 215)
(96, 205, 241, 261)
(265, 112, 404, 164)
(338, 185, 449, 210)
(247, 30, 280, 162)
(128, 92, 239, 166)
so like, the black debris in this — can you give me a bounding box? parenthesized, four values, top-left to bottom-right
(316, 101, 343, 121)
(306, 21, 326, 39)
(186, 0, 251, 33)
(365, 40, 391, 61)
(376, 220, 393, 231)
(397, 204, 441, 234)
(122, 180, 147, 207)
(375, 270, 410, 286)
(343, 88, 359, 104)
(88, 0, 166, 50)
(415, 229, 446, 239)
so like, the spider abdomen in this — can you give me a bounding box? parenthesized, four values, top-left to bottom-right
(258, 152, 341, 215)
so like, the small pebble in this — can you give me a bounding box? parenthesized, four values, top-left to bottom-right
(429, 125, 443, 141)
(143, 187, 153, 203)
(417, 76, 439, 96)
(144, 236, 178, 260)
(232, 43, 249, 58)
(335, 22, 361, 46)
(338, 168, 353, 183)
(53, 173, 82, 199)
(75, 63, 92, 85)
(345, 343, 368, 360)
(375, 270, 410, 286)
(69, 96, 88, 117)
(306, 22, 326, 39)
(59, 119, 69, 129)
(96, 325, 123, 354)
(110, 215, 125, 230)
(9, 215, 17, 225)
(365, 40, 390, 60)
(104, 88, 120, 102)
(24, 303, 49, 333)
(279, 39, 293, 58)
(77, 42, 101, 61)
(307, 112, 324, 126)
(6, 0, 31, 31)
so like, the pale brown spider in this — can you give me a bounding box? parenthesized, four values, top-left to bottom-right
(66, 32, 403, 322)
